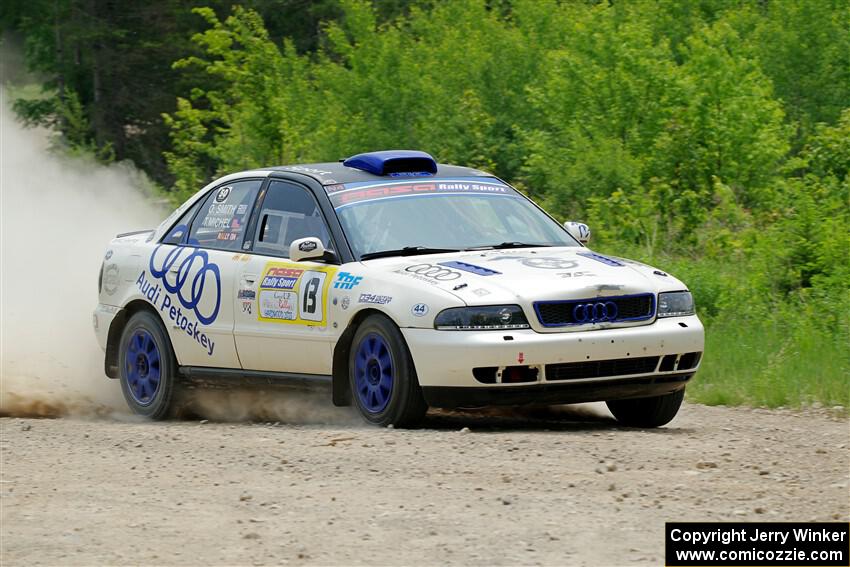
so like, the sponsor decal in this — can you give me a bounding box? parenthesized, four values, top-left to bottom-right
(261, 267, 304, 290)
(439, 261, 500, 276)
(104, 249, 113, 260)
(490, 255, 579, 270)
(237, 289, 256, 300)
(215, 186, 231, 203)
(411, 303, 429, 317)
(576, 252, 625, 267)
(259, 290, 297, 320)
(517, 352, 525, 363)
(241, 301, 252, 315)
(340, 296, 350, 310)
(403, 263, 462, 282)
(258, 261, 337, 326)
(472, 288, 491, 297)
(566, 222, 590, 241)
(280, 165, 334, 176)
(359, 293, 392, 305)
(330, 178, 514, 208)
(557, 271, 596, 278)
(135, 272, 216, 356)
(140, 227, 221, 355)
(236, 204, 248, 215)
(298, 240, 318, 253)
(103, 264, 120, 295)
(148, 228, 221, 325)
(333, 272, 363, 290)
(388, 171, 433, 178)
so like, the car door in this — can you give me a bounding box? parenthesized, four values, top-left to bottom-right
(233, 179, 339, 375)
(151, 179, 263, 367)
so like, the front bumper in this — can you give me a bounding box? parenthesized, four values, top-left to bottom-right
(401, 315, 704, 406)
(422, 373, 694, 408)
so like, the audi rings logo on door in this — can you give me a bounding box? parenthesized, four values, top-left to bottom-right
(573, 301, 618, 324)
(149, 225, 222, 325)
(405, 264, 462, 281)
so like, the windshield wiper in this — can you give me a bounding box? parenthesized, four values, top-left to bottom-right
(359, 246, 461, 261)
(467, 241, 553, 251)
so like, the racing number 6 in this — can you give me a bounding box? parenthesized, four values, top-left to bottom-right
(299, 271, 327, 322)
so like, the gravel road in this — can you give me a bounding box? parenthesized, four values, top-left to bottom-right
(1, 401, 848, 566)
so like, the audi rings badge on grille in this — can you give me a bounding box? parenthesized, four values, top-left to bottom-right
(573, 301, 618, 323)
(405, 264, 462, 281)
(149, 226, 222, 325)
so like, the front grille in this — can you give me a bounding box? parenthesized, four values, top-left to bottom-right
(535, 293, 654, 327)
(546, 356, 660, 381)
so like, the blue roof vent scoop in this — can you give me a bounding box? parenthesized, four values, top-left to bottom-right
(343, 150, 438, 176)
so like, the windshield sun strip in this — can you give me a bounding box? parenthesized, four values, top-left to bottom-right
(328, 177, 517, 209)
(333, 191, 523, 211)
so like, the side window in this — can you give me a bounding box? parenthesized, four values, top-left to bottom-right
(252, 180, 331, 258)
(188, 180, 263, 251)
(162, 198, 206, 245)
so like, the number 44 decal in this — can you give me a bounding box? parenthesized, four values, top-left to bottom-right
(299, 271, 327, 322)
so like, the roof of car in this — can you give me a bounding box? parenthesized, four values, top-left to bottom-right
(262, 161, 494, 186)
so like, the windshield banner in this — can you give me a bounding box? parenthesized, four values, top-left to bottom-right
(328, 177, 517, 208)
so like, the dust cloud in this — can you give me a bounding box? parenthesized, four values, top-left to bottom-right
(0, 89, 356, 424)
(0, 56, 356, 423)
(0, 85, 166, 417)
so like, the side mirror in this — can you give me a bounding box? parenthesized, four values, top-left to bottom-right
(290, 237, 326, 262)
(564, 221, 591, 245)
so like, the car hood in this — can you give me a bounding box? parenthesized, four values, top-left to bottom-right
(361, 247, 687, 331)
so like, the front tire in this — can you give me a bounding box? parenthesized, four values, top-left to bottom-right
(118, 311, 178, 419)
(348, 315, 427, 427)
(606, 388, 685, 428)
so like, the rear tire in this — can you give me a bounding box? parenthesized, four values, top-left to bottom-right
(348, 315, 427, 427)
(606, 388, 685, 428)
(118, 311, 178, 420)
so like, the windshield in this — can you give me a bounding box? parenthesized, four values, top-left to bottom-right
(330, 178, 579, 259)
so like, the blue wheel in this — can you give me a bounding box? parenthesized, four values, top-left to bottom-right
(348, 315, 427, 427)
(353, 333, 394, 414)
(125, 329, 161, 405)
(119, 311, 177, 419)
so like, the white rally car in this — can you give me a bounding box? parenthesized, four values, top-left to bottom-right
(93, 150, 704, 427)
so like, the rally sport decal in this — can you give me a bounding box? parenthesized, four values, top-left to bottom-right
(258, 262, 337, 326)
(136, 225, 221, 356)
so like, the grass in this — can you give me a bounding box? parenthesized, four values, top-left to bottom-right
(686, 310, 850, 410)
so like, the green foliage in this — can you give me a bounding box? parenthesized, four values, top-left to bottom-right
(160, 1, 850, 408)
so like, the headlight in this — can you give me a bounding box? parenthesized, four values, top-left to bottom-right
(434, 305, 530, 330)
(657, 291, 695, 318)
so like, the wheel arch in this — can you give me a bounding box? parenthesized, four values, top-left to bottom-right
(105, 300, 172, 378)
(331, 308, 404, 406)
